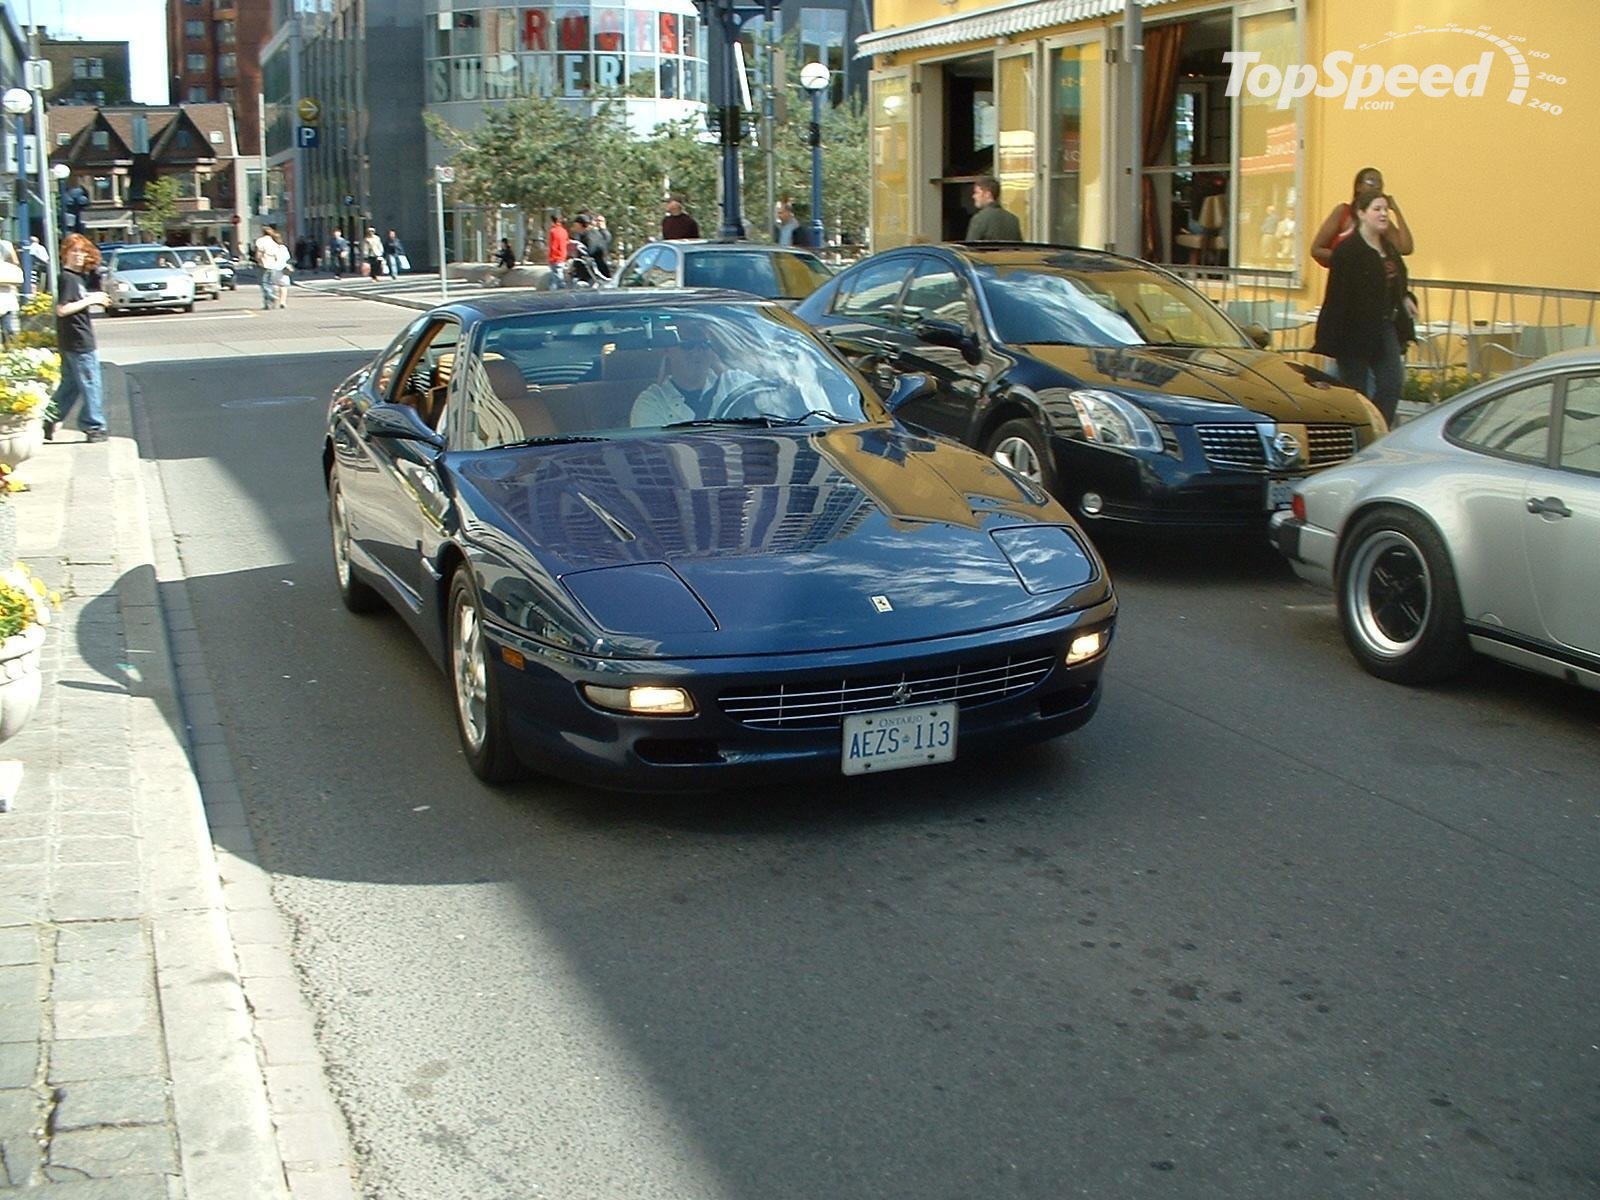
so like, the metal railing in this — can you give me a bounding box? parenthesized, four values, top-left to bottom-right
(1167, 266, 1600, 397)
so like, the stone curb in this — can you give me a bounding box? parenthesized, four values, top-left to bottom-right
(115, 368, 360, 1200)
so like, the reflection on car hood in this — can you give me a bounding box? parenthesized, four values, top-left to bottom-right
(457, 425, 1097, 652)
(1020, 343, 1369, 423)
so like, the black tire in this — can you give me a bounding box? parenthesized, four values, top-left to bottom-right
(983, 418, 1055, 494)
(328, 466, 384, 614)
(448, 566, 524, 783)
(1335, 507, 1470, 685)
(181, 303, 194, 313)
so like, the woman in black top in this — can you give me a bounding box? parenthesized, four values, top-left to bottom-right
(1312, 189, 1415, 426)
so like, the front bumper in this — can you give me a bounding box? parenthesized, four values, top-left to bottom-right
(111, 291, 192, 308)
(1052, 432, 1354, 534)
(484, 600, 1116, 791)
(1269, 510, 1338, 588)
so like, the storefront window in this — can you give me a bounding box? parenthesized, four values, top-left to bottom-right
(1048, 41, 1102, 247)
(997, 53, 1036, 240)
(1235, 7, 1300, 271)
(871, 73, 910, 249)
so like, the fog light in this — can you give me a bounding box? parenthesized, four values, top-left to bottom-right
(581, 683, 696, 715)
(1065, 630, 1106, 665)
(1080, 492, 1104, 516)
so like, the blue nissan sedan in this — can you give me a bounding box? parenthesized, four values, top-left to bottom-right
(323, 291, 1116, 789)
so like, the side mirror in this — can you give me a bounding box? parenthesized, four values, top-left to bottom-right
(1243, 322, 1272, 350)
(363, 402, 444, 451)
(914, 318, 982, 365)
(885, 372, 937, 413)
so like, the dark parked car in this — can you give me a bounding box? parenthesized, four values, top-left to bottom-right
(795, 243, 1386, 533)
(614, 241, 833, 304)
(323, 291, 1115, 789)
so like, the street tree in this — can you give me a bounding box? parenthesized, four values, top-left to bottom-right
(139, 177, 181, 243)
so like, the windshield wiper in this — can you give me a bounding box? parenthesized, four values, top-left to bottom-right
(495, 434, 612, 449)
(665, 411, 854, 429)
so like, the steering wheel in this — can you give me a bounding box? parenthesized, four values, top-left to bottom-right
(708, 377, 791, 420)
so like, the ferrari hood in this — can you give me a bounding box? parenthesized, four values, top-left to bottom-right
(1020, 343, 1369, 423)
(455, 425, 1102, 653)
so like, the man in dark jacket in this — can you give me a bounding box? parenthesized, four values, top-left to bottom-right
(662, 194, 700, 240)
(966, 176, 1023, 241)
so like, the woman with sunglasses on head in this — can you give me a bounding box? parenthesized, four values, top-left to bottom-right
(1310, 165, 1414, 269)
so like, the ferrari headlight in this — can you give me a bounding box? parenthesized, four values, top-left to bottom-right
(1069, 389, 1163, 452)
(581, 683, 696, 715)
(1065, 629, 1108, 665)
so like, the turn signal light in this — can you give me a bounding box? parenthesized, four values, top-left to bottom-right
(1065, 631, 1106, 665)
(1291, 493, 1307, 522)
(581, 684, 696, 715)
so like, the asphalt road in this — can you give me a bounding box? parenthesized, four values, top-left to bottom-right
(111, 310, 1600, 1200)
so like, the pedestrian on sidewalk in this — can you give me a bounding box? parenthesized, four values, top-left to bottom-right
(1312, 189, 1415, 427)
(496, 238, 516, 271)
(384, 229, 407, 279)
(254, 225, 290, 310)
(661, 194, 699, 240)
(329, 228, 350, 278)
(26, 236, 50, 291)
(544, 212, 570, 290)
(362, 228, 384, 278)
(0, 239, 22, 347)
(965, 176, 1022, 242)
(45, 234, 110, 444)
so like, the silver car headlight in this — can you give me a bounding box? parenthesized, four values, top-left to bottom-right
(1068, 389, 1163, 452)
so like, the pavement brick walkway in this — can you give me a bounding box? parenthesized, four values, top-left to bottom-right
(0, 367, 354, 1197)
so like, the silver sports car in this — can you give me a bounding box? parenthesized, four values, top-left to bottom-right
(1272, 347, 1599, 690)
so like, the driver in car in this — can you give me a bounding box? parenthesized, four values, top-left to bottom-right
(629, 323, 757, 427)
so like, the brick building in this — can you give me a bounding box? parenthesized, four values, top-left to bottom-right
(166, 0, 272, 155)
(38, 30, 133, 106)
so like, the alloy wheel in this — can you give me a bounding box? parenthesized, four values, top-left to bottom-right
(992, 436, 1043, 483)
(1346, 529, 1432, 657)
(331, 486, 353, 589)
(452, 594, 489, 752)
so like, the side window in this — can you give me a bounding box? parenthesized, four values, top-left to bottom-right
(373, 319, 428, 399)
(1446, 381, 1555, 464)
(643, 248, 678, 287)
(1559, 375, 1600, 476)
(831, 257, 915, 325)
(898, 258, 976, 333)
(682, 252, 775, 296)
(618, 248, 660, 287)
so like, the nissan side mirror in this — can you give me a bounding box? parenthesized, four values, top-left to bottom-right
(1244, 322, 1272, 350)
(913, 318, 983, 365)
(363, 402, 445, 451)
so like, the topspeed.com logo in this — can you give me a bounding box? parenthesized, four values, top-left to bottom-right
(1224, 50, 1494, 110)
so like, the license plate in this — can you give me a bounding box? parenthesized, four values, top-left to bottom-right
(841, 703, 957, 776)
(1265, 477, 1302, 510)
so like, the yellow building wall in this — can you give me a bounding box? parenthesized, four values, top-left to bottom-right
(1305, 0, 1600, 293)
(869, 0, 1599, 294)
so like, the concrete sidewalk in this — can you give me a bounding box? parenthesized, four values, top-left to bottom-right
(0, 369, 355, 1197)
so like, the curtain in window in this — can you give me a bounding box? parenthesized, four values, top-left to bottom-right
(1139, 23, 1185, 261)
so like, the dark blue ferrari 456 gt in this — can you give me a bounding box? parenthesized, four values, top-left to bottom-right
(323, 290, 1116, 789)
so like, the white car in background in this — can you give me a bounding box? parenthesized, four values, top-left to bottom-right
(104, 245, 195, 314)
(1272, 347, 1600, 691)
(173, 246, 222, 300)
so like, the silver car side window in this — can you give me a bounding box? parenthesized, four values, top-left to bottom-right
(1445, 381, 1555, 465)
(1559, 376, 1600, 476)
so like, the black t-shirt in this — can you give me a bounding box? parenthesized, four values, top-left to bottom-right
(56, 268, 96, 354)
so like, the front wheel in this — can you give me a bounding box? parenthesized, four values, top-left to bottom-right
(984, 418, 1055, 494)
(181, 303, 194, 313)
(1336, 508, 1469, 684)
(449, 567, 524, 783)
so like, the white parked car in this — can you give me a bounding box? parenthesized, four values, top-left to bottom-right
(105, 245, 195, 314)
(1272, 347, 1599, 690)
(173, 246, 222, 300)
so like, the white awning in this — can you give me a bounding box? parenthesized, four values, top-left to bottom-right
(856, 0, 1180, 58)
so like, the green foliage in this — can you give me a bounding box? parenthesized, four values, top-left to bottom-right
(139, 177, 182, 242)
(1402, 368, 1485, 406)
(426, 72, 871, 254)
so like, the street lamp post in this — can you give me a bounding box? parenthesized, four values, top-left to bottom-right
(800, 62, 830, 252)
(3, 87, 32, 298)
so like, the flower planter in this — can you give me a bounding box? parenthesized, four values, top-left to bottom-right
(0, 621, 45, 743)
(0, 413, 43, 469)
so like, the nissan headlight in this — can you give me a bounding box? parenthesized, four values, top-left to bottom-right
(1068, 390, 1163, 452)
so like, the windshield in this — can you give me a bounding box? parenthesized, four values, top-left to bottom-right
(980, 263, 1248, 349)
(462, 303, 872, 450)
(113, 250, 181, 272)
(176, 249, 212, 265)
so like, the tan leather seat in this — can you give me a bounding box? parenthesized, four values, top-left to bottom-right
(482, 357, 558, 440)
